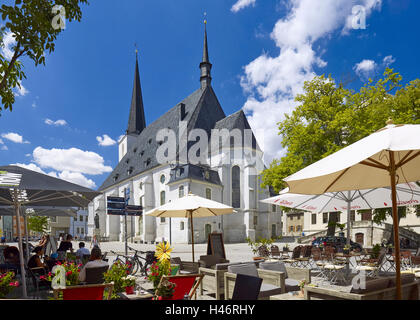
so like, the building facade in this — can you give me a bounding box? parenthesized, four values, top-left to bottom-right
(88, 26, 281, 244)
(69, 209, 88, 240)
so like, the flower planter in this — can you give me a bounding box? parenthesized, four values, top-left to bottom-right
(125, 286, 135, 295)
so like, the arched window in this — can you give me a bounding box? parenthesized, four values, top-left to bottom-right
(205, 188, 211, 200)
(231, 166, 240, 208)
(179, 185, 185, 198)
(160, 191, 165, 206)
(160, 174, 166, 184)
(180, 221, 185, 230)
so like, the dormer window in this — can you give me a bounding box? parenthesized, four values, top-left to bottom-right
(145, 158, 151, 166)
(113, 174, 119, 182)
(127, 167, 134, 175)
(133, 148, 137, 153)
(148, 138, 152, 144)
(140, 151, 144, 157)
(126, 158, 130, 164)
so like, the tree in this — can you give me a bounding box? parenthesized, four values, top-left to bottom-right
(261, 68, 420, 232)
(28, 215, 49, 234)
(0, 0, 88, 114)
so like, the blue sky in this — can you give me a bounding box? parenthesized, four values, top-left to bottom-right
(1, 0, 419, 190)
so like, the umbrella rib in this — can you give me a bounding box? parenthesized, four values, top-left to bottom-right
(360, 158, 388, 170)
(156, 210, 167, 218)
(0, 194, 13, 205)
(357, 190, 373, 210)
(323, 168, 350, 193)
(206, 208, 218, 216)
(318, 192, 340, 213)
(396, 150, 420, 169)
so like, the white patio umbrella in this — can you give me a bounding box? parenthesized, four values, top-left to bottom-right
(261, 182, 420, 263)
(283, 121, 420, 299)
(146, 193, 235, 262)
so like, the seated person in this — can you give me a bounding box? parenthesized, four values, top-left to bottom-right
(76, 242, 90, 259)
(28, 246, 48, 274)
(57, 234, 74, 253)
(3, 246, 20, 266)
(78, 247, 108, 282)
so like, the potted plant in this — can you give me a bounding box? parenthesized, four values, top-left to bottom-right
(0, 272, 19, 299)
(103, 260, 132, 299)
(122, 275, 136, 295)
(40, 261, 82, 287)
(154, 278, 176, 300)
(147, 241, 174, 293)
(370, 244, 381, 259)
(298, 279, 307, 297)
(246, 237, 275, 260)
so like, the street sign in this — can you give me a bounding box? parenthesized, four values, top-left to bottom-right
(107, 196, 125, 203)
(107, 196, 126, 215)
(125, 205, 143, 216)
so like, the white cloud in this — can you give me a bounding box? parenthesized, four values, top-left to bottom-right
(383, 55, 396, 66)
(1, 146, 8, 151)
(0, 138, 3, 144)
(32, 101, 37, 108)
(96, 134, 117, 147)
(239, 0, 382, 163)
(45, 118, 68, 126)
(353, 59, 377, 79)
(14, 82, 29, 97)
(231, 0, 256, 12)
(1, 132, 30, 144)
(32, 146, 112, 175)
(12, 163, 96, 188)
(57, 171, 96, 189)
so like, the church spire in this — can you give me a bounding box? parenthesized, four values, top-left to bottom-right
(127, 48, 146, 135)
(199, 17, 212, 89)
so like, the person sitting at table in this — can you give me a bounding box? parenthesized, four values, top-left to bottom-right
(57, 234, 74, 253)
(76, 242, 90, 259)
(3, 246, 20, 266)
(78, 247, 108, 282)
(28, 246, 48, 273)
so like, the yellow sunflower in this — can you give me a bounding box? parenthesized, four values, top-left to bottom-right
(155, 241, 173, 263)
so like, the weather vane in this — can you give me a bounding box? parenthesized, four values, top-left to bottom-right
(204, 12, 207, 25)
(134, 42, 138, 56)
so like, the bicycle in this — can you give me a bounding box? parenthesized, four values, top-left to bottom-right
(127, 246, 157, 276)
(110, 250, 136, 274)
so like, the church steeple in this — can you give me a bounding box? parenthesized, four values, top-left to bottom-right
(127, 49, 146, 135)
(199, 19, 212, 89)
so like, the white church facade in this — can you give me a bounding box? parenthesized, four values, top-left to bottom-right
(87, 26, 282, 244)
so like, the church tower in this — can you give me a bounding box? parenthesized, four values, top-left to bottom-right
(200, 20, 212, 89)
(119, 50, 146, 162)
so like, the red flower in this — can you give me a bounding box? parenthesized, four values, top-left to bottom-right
(66, 271, 72, 276)
(48, 272, 52, 276)
(77, 269, 81, 272)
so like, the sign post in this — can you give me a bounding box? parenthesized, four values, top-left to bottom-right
(106, 190, 142, 258)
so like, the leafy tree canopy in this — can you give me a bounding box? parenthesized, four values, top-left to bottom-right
(0, 0, 88, 114)
(28, 215, 49, 234)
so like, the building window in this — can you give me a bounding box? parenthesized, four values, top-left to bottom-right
(160, 217, 166, 223)
(296, 225, 301, 232)
(160, 191, 165, 206)
(179, 186, 185, 198)
(361, 211, 372, 221)
(311, 214, 317, 225)
(323, 212, 328, 224)
(81, 228, 84, 234)
(290, 216, 293, 221)
(350, 210, 356, 222)
(253, 216, 258, 226)
(180, 221, 184, 230)
(76, 227, 80, 234)
(50, 216, 56, 223)
(297, 215, 301, 220)
(160, 174, 166, 184)
(231, 166, 240, 208)
(337, 212, 341, 222)
(139, 182, 143, 190)
(289, 226, 294, 232)
(139, 196, 143, 207)
(205, 188, 212, 200)
(271, 204, 276, 213)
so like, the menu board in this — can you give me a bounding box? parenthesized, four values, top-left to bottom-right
(206, 232, 226, 259)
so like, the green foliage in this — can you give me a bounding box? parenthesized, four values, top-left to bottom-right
(28, 215, 49, 233)
(147, 260, 172, 289)
(371, 244, 381, 259)
(245, 236, 281, 257)
(0, 272, 19, 298)
(261, 69, 420, 224)
(0, 0, 88, 114)
(103, 260, 131, 299)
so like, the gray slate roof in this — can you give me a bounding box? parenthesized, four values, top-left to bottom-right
(168, 164, 222, 186)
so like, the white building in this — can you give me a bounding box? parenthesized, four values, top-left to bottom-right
(69, 209, 88, 240)
(88, 26, 282, 244)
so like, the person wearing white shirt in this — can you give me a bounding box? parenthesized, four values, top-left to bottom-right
(78, 247, 108, 282)
(75, 242, 90, 259)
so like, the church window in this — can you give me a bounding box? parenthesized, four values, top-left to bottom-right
(160, 191, 165, 206)
(139, 182, 143, 190)
(205, 188, 211, 200)
(160, 174, 166, 184)
(180, 221, 184, 230)
(179, 186, 185, 198)
(231, 166, 240, 208)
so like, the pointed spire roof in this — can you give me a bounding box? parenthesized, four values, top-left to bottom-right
(200, 19, 212, 89)
(127, 51, 146, 135)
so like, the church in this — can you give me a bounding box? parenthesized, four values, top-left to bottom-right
(87, 25, 281, 244)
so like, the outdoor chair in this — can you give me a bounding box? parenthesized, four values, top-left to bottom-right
(53, 283, 114, 300)
(296, 245, 312, 267)
(27, 266, 50, 299)
(156, 274, 203, 300)
(231, 274, 262, 300)
(259, 260, 311, 293)
(84, 265, 109, 284)
(198, 255, 229, 269)
(199, 261, 249, 300)
(101, 252, 108, 262)
(401, 251, 413, 270)
(310, 247, 328, 283)
(356, 249, 387, 277)
(170, 257, 199, 274)
(270, 245, 281, 260)
(224, 263, 284, 300)
(283, 246, 302, 267)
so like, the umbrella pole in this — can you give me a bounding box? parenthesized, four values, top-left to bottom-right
(346, 194, 351, 276)
(14, 190, 27, 299)
(389, 151, 401, 300)
(190, 210, 195, 263)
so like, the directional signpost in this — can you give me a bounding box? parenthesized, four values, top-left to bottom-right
(106, 188, 142, 256)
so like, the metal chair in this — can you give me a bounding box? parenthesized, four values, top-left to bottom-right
(231, 274, 262, 300)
